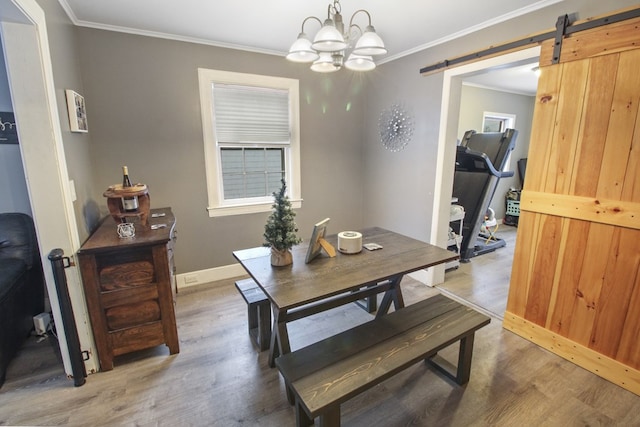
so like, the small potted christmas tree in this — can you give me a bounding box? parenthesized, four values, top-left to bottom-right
(263, 179, 302, 266)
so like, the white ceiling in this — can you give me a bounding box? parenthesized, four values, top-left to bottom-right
(463, 60, 540, 96)
(59, 0, 552, 95)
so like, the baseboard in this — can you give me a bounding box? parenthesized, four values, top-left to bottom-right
(179, 264, 446, 291)
(503, 311, 640, 396)
(176, 263, 248, 291)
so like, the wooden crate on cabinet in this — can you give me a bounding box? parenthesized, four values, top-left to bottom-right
(78, 207, 179, 371)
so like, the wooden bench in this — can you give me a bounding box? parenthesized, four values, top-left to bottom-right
(234, 278, 271, 352)
(275, 294, 490, 426)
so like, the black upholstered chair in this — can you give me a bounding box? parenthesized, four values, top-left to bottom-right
(0, 213, 45, 387)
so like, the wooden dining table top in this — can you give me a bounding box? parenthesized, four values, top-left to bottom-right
(233, 227, 458, 311)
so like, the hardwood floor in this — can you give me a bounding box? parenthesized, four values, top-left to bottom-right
(439, 224, 518, 319)
(2, 230, 640, 426)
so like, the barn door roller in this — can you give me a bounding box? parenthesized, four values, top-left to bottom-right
(552, 14, 569, 64)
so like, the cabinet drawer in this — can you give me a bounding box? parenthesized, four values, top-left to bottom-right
(101, 284, 159, 309)
(110, 322, 166, 356)
(105, 299, 161, 330)
(99, 261, 155, 291)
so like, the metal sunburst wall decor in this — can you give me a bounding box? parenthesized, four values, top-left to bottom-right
(378, 104, 414, 152)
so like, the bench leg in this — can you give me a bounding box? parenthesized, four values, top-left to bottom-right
(295, 401, 314, 427)
(256, 302, 271, 351)
(247, 303, 258, 335)
(366, 294, 377, 312)
(293, 401, 340, 426)
(455, 332, 475, 385)
(426, 332, 476, 385)
(246, 301, 272, 352)
(318, 406, 340, 427)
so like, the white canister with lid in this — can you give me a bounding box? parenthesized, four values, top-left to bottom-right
(337, 231, 363, 254)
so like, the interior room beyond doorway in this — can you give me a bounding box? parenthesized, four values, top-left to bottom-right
(438, 47, 540, 318)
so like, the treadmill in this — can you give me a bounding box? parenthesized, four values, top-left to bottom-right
(452, 129, 518, 262)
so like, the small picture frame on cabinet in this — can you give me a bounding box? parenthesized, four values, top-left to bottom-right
(65, 89, 88, 133)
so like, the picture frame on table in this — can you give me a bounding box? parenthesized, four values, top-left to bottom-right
(65, 89, 88, 133)
(305, 217, 335, 263)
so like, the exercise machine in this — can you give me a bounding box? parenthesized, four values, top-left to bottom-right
(452, 129, 518, 262)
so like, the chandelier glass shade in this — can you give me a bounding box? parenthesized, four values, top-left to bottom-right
(312, 19, 348, 52)
(286, 0, 386, 73)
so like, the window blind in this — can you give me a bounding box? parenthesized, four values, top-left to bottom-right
(213, 83, 290, 144)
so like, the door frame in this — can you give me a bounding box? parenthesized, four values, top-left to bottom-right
(1, 0, 98, 376)
(426, 46, 540, 286)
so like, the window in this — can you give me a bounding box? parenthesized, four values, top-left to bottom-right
(482, 111, 516, 133)
(198, 69, 301, 217)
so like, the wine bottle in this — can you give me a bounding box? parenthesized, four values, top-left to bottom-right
(121, 166, 139, 211)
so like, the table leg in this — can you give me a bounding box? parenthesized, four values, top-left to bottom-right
(391, 276, 405, 310)
(376, 275, 405, 319)
(268, 308, 291, 368)
(270, 308, 296, 404)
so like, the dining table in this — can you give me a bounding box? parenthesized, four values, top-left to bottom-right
(232, 226, 458, 368)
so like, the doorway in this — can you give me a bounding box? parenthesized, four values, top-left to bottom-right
(433, 46, 540, 318)
(1, 0, 98, 379)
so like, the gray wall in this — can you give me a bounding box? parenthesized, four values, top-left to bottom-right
(75, 29, 366, 273)
(0, 34, 31, 215)
(362, 60, 444, 243)
(457, 85, 534, 219)
(36, 0, 100, 243)
(0, 40, 10, 110)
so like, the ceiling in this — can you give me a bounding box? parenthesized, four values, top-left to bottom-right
(462, 60, 540, 96)
(59, 0, 553, 95)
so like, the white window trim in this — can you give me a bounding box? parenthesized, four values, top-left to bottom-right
(482, 111, 516, 133)
(198, 69, 302, 217)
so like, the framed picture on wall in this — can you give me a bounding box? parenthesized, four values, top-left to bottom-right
(65, 89, 88, 133)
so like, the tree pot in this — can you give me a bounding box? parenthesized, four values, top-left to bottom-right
(270, 247, 293, 267)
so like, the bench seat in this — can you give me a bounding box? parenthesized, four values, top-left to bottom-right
(234, 278, 271, 352)
(276, 294, 490, 426)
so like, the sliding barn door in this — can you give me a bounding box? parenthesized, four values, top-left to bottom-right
(504, 14, 640, 395)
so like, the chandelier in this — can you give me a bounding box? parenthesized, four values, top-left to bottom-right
(286, 0, 387, 73)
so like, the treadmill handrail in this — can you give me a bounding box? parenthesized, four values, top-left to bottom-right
(455, 146, 515, 178)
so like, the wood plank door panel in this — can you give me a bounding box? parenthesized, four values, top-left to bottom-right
(522, 213, 563, 326)
(618, 270, 640, 367)
(504, 12, 640, 396)
(591, 229, 640, 357)
(571, 55, 618, 197)
(543, 59, 589, 195)
(546, 217, 590, 336)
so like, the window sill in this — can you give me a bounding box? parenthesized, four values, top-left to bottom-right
(207, 199, 302, 217)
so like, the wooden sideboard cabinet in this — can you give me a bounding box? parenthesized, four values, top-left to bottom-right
(78, 207, 179, 371)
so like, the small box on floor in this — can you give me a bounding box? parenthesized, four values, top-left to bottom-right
(33, 312, 51, 335)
